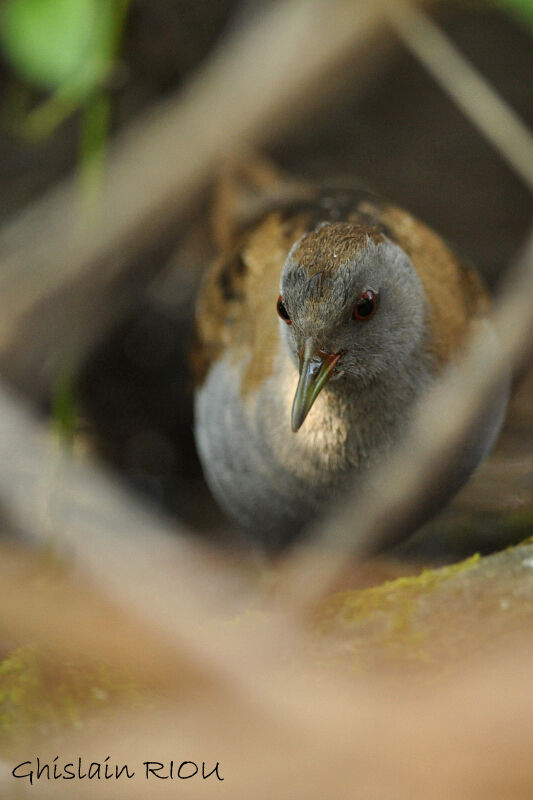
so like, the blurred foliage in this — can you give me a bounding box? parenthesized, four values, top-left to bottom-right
(51, 372, 78, 448)
(1, 0, 106, 91)
(0, 0, 531, 143)
(498, 0, 533, 27)
(0, 0, 131, 192)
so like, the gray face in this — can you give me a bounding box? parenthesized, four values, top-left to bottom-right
(279, 224, 431, 386)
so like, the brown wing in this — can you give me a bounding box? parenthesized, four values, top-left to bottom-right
(191, 211, 312, 391)
(287, 185, 492, 365)
(369, 202, 491, 365)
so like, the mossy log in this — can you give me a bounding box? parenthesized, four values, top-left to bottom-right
(317, 541, 533, 674)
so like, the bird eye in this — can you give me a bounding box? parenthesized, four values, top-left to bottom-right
(353, 290, 378, 321)
(277, 295, 292, 324)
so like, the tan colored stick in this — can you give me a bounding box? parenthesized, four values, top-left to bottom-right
(386, 1, 533, 192)
(275, 229, 533, 610)
(0, 0, 388, 401)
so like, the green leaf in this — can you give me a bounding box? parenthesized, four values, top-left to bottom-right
(51, 371, 78, 448)
(498, 0, 533, 29)
(1, 0, 102, 90)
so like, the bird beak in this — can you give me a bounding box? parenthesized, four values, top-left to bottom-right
(291, 337, 343, 432)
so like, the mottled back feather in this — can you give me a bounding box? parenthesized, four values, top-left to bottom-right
(192, 184, 490, 388)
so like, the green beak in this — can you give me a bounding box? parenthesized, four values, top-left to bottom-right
(291, 337, 343, 432)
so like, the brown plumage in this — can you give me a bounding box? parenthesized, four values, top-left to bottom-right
(194, 184, 489, 387)
(192, 161, 505, 551)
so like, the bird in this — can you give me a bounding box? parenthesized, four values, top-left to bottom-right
(191, 159, 509, 552)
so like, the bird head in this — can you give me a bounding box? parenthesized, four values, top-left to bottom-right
(277, 222, 430, 431)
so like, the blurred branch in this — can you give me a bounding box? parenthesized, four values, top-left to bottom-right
(0, 542, 207, 689)
(273, 0, 533, 608)
(0, 0, 389, 401)
(0, 0, 529, 668)
(0, 0, 396, 720)
(0, 381, 261, 679)
(276, 227, 533, 609)
(0, 0, 529, 647)
(4, 549, 533, 797)
(385, 1, 533, 192)
(0, 5, 531, 792)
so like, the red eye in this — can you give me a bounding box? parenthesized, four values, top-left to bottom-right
(353, 290, 378, 321)
(277, 294, 292, 324)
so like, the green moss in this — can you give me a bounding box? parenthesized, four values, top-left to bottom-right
(316, 554, 481, 666)
(519, 528, 533, 546)
(0, 645, 142, 749)
(320, 554, 480, 627)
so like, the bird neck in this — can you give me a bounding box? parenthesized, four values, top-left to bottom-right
(268, 350, 433, 479)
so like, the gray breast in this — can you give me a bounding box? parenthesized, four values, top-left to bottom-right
(194, 347, 430, 550)
(194, 340, 509, 552)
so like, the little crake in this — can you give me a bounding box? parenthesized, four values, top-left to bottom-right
(192, 165, 508, 551)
